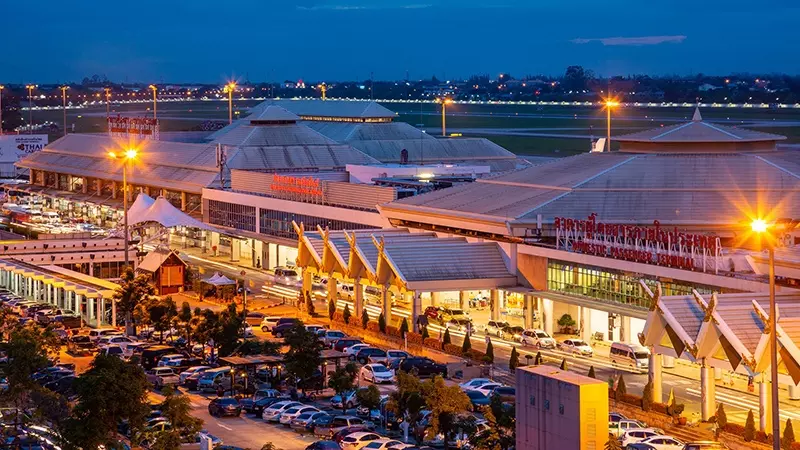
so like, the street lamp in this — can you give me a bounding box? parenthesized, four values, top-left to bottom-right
(750, 218, 784, 449)
(104, 87, 111, 117)
(60, 86, 68, 136)
(438, 97, 453, 137)
(26, 84, 37, 134)
(604, 97, 619, 152)
(0, 85, 4, 136)
(108, 148, 138, 268)
(224, 82, 237, 124)
(148, 85, 158, 119)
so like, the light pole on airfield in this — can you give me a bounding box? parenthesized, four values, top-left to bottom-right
(25, 85, 37, 134)
(0, 85, 4, 136)
(604, 97, 619, 152)
(60, 86, 68, 136)
(148, 85, 158, 119)
(225, 82, 237, 125)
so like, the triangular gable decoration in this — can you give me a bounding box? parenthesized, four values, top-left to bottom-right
(665, 324, 686, 357)
(719, 334, 743, 372)
(780, 347, 800, 386)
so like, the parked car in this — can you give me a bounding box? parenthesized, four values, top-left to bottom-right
(158, 354, 186, 367)
(385, 350, 409, 365)
(609, 412, 628, 424)
(609, 419, 646, 438)
(521, 329, 556, 349)
(320, 330, 347, 347)
(467, 382, 502, 397)
(333, 338, 364, 353)
(423, 306, 441, 321)
(272, 322, 300, 338)
(331, 427, 374, 444)
(361, 439, 404, 450)
(397, 357, 446, 378)
(245, 311, 265, 326)
(88, 327, 122, 342)
(262, 401, 303, 422)
(66, 335, 95, 356)
(145, 367, 180, 389)
(331, 389, 364, 410)
(180, 366, 212, 384)
(465, 390, 491, 410)
(340, 431, 382, 450)
(438, 308, 470, 324)
(198, 367, 232, 393)
(459, 378, 493, 390)
(315, 415, 371, 438)
(291, 411, 329, 432)
(243, 397, 284, 416)
(345, 344, 371, 358)
(559, 339, 593, 357)
(360, 364, 395, 384)
(51, 314, 83, 329)
(680, 443, 729, 450)
(499, 325, 524, 341)
(631, 436, 684, 450)
(208, 397, 242, 417)
(610, 342, 651, 370)
(621, 429, 666, 448)
(491, 386, 515, 403)
(483, 320, 509, 336)
(306, 441, 342, 450)
(260, 316, 282, 332)
(355, 347, 387, 365)
(279, 405, 321, 426)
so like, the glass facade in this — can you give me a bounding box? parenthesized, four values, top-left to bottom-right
(259, 208, 374, 240)
(547, 260, 721, 309)
(207, 200, 257, 232)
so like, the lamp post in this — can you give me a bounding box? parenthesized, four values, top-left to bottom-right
(148, 85, 158, 119)
(439, 97, 452, 137)
(104, 87, 111, 117)
(750, 218, 782, 449)
(108, 149, 138, 268)
(225, 82, 237, 124)
(604, 98, 619, 152)
(60, 86, 68, 136)
(0, 85, 4, 136)
(25, 84, 36, 134)
(240, 270, 247, 337)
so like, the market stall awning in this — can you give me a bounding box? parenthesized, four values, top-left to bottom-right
(205, 272, 237, 286)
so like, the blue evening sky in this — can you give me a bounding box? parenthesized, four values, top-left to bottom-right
(2, 0, 799, 83)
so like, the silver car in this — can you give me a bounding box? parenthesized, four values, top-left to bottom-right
(262, 401, 302, 422)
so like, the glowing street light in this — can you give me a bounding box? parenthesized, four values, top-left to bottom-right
(0, 85, 4, 136)
(438, 97, 453, 137)
(104, 87, 112, 117)
(318, 83, 327, 101)
(108, 148, 138, 267)
(148, 85, 158, 119)
(604, 97, 619, 152)
(26, 84, 37, 134)
(224, 82, 237, 124)
(60, 86, 69, 136)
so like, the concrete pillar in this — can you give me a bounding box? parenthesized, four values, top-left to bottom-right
(96, 296, 103, 326)
(789, 383, 800, 401)
(542, 298, 554, 335)
(662, 354, 676, 368)
(354, 279, 363, 316)
(509, 243, 518, 275)
(327, 278, 338, 306)
(210, 232, 220, 256)
(230, 238, 241, 262)
(524, 295, 534, 329)
(431, 292, 441, 306)
(381, 287, 390, 324)
(648, 352, 663, 404)
(412, 291, 422, 333)
(459, 291, 467, 310)
(111, 182, 117, 199)
(580, 306, 593, 342)
(620, 315, 632, 343)
(82, 177, 88, 194)
(700, 360, 715, 421)
(111, 296, 117, 328)
(490, 289, 500, 321)
(255, 208, 261, 234)
(75, 294, 83, 324)
(180, 192, 187, 211)
(759, 377, 772, 432)
(96, 180, 102, 196)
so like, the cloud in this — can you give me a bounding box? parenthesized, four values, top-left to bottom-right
(570, 35, 687, 46)
(297, 3, 432, 11)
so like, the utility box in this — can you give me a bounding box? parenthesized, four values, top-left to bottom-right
(516, 365, 609, 450)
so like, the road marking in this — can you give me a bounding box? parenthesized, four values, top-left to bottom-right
(216, 422, 233, 431)
(685, 388, 800, 421)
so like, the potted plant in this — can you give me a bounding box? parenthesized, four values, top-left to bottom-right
(667, 400, 685, 424)
(557, 314, 576, 334)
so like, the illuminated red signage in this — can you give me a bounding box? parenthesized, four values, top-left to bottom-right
(270, 175, 323, 197)
(107, 116, 160, 140)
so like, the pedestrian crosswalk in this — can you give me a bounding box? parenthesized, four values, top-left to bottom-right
(685, 387, 800, 422)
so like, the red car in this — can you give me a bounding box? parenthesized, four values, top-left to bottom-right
(423, 306, 441, 320)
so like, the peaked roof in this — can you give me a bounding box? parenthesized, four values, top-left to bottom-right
(248, 105, 301, 123)
(129, 196, 214, 230)
(616, 110, 786, 143)
(137, 248, 185, 273)
(128, 193, 156, 219)
(249, 99, 396, 119)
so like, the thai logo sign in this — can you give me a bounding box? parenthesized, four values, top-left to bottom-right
(107, 116, 160, 140)
(270, 174, 324, 201)
(554, 213, 721, 273)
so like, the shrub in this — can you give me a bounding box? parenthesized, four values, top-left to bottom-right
(620, 393, 642, 407)
(615, 375, 627, 402)
(406, 332, 423, 345)
(756, 431, 772, 444)
(557, 314, 576, 329)
(343, 305, 351, 324)
(361, 309, 369, 329)
(378, 313, 386, 333)
(509, 347, 519, 373)
(328, 298, 336, 320)
(744, 410, 756, 442)
(423, 337, 441, 349)
(444, 344, 463, 356)
(366, 322, 380, 332)
(723, 422, 745, 435)
(642, 380, 653, 412)
(467, 349, 486, 361)
(652, 402, 668, 415)
(399, 318, 409, 338)
(386, 326, 401, 337)
(785, 419, 796, 450)
(443, 329, 452, 346)
(421, 326, 430, 340)
(461, 335, 472, 355)
(588, 366, 596, 379)
(485, 339, 494, 363)
(716, 403, 727, 429)
(333, 311, 345, 322)
(559, 359, 567, 370)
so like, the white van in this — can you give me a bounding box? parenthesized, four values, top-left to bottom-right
(41, 211, 60, 224)
(198, 366, 232, 392)
(610, 342, 650, 369)
(88, 328, 123, 343)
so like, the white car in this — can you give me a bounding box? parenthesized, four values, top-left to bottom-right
(278, 405, 320, 425)
(179, 366, 211, 384)
(157, 354, 186, 367)
(341, 432, 382, 450)
(262, 401, 302, 422)
(620, 429, 663, 448)
(483, 320, 510, 336)
(361, 439, 404, 450)
(260, 317, 281, 332)
(360, 364, 395, 384)
(559, 339, 593, 357)
(468, 382, 503, 396)
(98, 335, 137, 351)
(459, 378, 493, 390)
(345, 344, 371, 358)
(521, 329, 556, 349)
(243, 324, 255, 337)
(386, 349, 409, 365)
(637, 436, 684, 450)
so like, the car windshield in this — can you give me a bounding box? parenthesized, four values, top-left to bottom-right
(573, 340, 588, 346)
(218, 398, 238, 406)
(372, 365, 390, 373)
(536, 332, 550, 338)
(328, 332, 345, 338)
(467, 391, 485, 399)
(449, 309, 466, 316)
(634, 352, 650, 359)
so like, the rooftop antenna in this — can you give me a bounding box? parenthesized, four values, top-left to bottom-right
(370, 72, 374, 100)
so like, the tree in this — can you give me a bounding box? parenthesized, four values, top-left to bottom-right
(378, 312, 386, 333)
(588, 366, 596, 379)
(283, 322, 324, 393)
(559, 358, 567, 370)
(261, 443, 282, 450)
(615, 375, 627, 402)
(63, 354, 151, 449)
(604, 438, 623, 450)
(343, 304, 352, 324)
(563, 65, 593, 92)
(234, 339, 281, 356)
(509, 347, 519, 373)
(461, 334, 472, 355)
(744, 410, 756, 442)
(362, 309, 369, 329)
(400, 318, 409, 338)
(160, 386, 203, 439)
(716, 403, 727, 429)
(421, 326, 430, 340)
(305, 293, 315, 316)
(177, 301, 193, 345)
(114, 267, 156, 335)
(328, 362, 358, 412)
(387, 370, 426, 443)
(144, 296, 178, 343)
(216, 303, 246, 357)
(443, 328, 452, 346)
(535, 351, 543, 365)
(356, 385, 382, 412)
(784, 418, 796, 450)
(328, 298, 336, 320)
(485, 338, 494, 363)
(470, 395, 515, 450)
(642, 380, 653, 411)
(422, 376, 472, 450)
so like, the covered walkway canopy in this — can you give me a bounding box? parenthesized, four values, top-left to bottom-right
(294, 222, 517, 331)
(640, 282, 800, 429)
(0, 258, 119, 327)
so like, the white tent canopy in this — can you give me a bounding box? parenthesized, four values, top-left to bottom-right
(205, 272, 236, 286)
(128, 193, 156, 220)
(129, 196, 213, 230)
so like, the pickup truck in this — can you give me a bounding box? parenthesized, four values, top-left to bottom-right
(145, 367, 180, 389)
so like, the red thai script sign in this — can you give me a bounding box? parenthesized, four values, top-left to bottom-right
(107, 115, 160, 140)
(270, 174, 323, 197)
